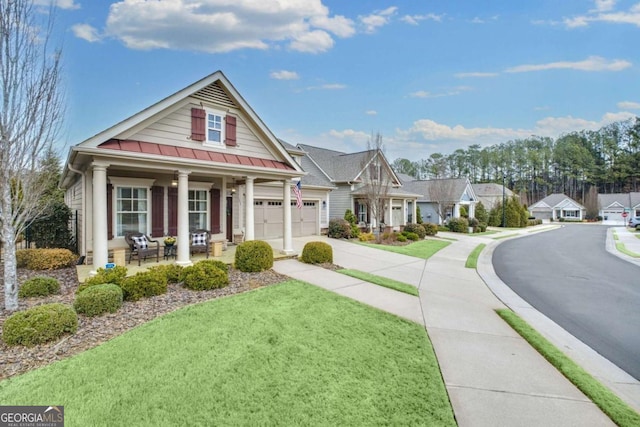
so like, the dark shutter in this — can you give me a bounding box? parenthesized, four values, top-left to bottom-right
(107, 183, 113, 239)
(354, 200, 359, 219)
(191, 108, 206, 141)
(225, 115, 237, 146)
(210, 188, 221, 234)
(151, 186, 164, 237)
(168, 187, 178, 236)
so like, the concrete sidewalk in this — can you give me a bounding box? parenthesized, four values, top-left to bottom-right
(269, 228, 638, 426)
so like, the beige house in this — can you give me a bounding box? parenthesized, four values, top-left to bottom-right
(61, 71, 326, 272)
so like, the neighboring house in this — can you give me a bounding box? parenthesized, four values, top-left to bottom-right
(471, 183, 514, 210)
(61, 70, 315, 272)
(402, 178, 478, 225)
(297, 144, 421, 230)
(598, 192, 640, 225)
(528, 194, 585, 221)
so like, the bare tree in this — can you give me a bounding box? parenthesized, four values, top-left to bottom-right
(1, 0, 64, 310)
(357, 132, 393, 238)
(427, 179, 457, 224)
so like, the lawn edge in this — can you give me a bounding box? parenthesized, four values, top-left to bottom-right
(336, 269, 419, 296)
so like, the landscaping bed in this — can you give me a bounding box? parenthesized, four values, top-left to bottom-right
(0, 265, 288, 380)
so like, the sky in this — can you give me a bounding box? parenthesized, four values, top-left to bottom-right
(41, 0, 640, 162)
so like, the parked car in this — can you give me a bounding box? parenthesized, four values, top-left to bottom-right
(628, 216, 640, 229)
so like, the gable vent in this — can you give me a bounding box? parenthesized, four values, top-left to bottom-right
(192, 81, 237, 108)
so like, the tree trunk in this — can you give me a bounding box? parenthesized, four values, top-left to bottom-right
(2, 198, 18, 311)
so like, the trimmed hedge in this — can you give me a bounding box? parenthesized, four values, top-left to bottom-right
(16, 249, 77, 270)
(182, 263, 229, 291)
(18, 276, 60, 298)
(77, 266, 128, 294)
(74, 284, 123, 317)
(403, 223, 426, 239)
(300, 241, 333, 264)
(402, 231, 420, 241)
(422, 223, 438, 236)
(120, 270, 168, 301)
(447, 217, 469, 233)
(148, 264, 184, 284)
(234, 241, 273, 272)
(2, 303, 78, 347)
(358, 232, 375, 242)
(328, 218, 352, 239)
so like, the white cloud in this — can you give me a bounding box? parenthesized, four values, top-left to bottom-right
(505, 56, 631, 72)
(409, 87, 472, 98)
(80, 0, 355, 54)
(400, 13, 443, 25)
(365, 110, 377, 116)
(617, 101, 640, 109)
(591, 0, 617, 13)
(359, 6, 397, 33)
(35, 0, 80, 10)
(71, 23, 101, 42)
(270, 70, 300, 80)
(454, 72, 499, 78)
(565, 1, 640, 28)
(304, 83, 347, 91)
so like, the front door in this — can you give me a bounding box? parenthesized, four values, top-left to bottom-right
(226, 196, 233, 242)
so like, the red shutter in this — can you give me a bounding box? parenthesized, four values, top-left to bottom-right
(191, 108, 206, 141)
(225, 115, 237, 146)
(107, 183, 113, 239)
(151, 186, 164, 237)
(210, 188, 221, 234)
(168, 187, 178, 236)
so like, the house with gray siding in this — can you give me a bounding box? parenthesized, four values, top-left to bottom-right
(598, 192, 640, 225)
(529, 194, 585, 221)
(402, 178, 478, 225)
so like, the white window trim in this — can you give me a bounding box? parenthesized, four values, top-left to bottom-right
(188, 183, 211, 231)
(108, 177, 155, 238)
(203, 107, 226, 148)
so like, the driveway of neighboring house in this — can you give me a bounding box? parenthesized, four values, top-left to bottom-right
(493, 224, 640, 381)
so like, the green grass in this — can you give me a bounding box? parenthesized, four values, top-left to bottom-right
(359, 239, 451, 259)
(0, 281, 455, 426)
(615, 241, 640, 258)
(497, 309, 640, 427)
(473, 230, 499, 236)
(465, 243, 486, 268)
(337, 269, 419, 296)
(492, 233, 520, 240)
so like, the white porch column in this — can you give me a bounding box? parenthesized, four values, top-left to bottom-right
(245, 176, 255, 241)
(176, 170, 192, 266)
(453, 203, 460, 218)
(412, 200, 417, 224)
(388, 198, 394, 227)
(468, 202, 475, 219)
(282, 180, 294, 255)
(91, 162, 109, 274)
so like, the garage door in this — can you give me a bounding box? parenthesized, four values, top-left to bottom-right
(602, 209, 625, 225)
(254, 200, 318, 239)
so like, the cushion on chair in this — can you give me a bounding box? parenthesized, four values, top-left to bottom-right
(192, 233, 207, 246)
(132, 235, 149, 249)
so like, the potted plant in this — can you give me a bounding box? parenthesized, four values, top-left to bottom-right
(164, 236, 176, 246)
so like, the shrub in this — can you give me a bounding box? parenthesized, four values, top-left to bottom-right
(15, 248, 77, 270)
(447, 217, 469, 233)
(29, 200, 74, 251)
(344, 209, 357, 226)
(423, 223, 438, 236)
(328, 218, 352, 239)
(182, 264, 229, 290)
(2, 303, 78, 347)
(77, 266, 128, 294)
(18, 276, 60, 298)
(415, 205, 423, 224)
(300, 241, 333, 264)
(148, 264, 184, 284)
(396, 234, 407, 242)
(197, 259, 229, 273)
(74, 284, 123, 317)
(120, 270, 168, 301)
(477, 222, 488, 232)
(475, 202, 488, 224)
(234, 240, 273, 272)
(403, 223, 426, 239)
(358, 232, 375, 242)
(402, 231, 420, 241)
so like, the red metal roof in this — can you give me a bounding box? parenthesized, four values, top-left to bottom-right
(99, 139, 294, 171)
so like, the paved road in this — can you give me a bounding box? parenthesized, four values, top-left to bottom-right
(493, 224, 640, 381)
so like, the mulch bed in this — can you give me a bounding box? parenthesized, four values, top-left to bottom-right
(0, 265, 290, 381)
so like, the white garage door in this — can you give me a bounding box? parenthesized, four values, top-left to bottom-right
(254, 200, 318, 239)
(602, 209, 625, 226)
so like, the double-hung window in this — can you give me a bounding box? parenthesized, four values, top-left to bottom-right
(205, 109, 225, 146)
(116, 187, 148, 236)
(189, 189, 208, 230)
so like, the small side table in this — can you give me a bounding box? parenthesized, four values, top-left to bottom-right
(164, 245, 177, 260)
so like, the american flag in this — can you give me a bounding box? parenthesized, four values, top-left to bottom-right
(293, 180, 302, 209)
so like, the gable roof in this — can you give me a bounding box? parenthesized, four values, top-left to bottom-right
(530, 194, 585, 210)
(62, 70, 302, 186)
(471, 183, 514, 198)
(297, 144, 400, 185)
(598, 192, 640, 209)
(402, 178, 476, 203)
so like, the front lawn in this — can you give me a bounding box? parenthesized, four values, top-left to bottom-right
(337, 269, 419, 296)
(359, 239, 450, 259)
(0, 280, 455, 426)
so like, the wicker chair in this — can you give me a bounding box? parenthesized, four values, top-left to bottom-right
(189, 229, 210, 259)
(124, 232, 160, 266)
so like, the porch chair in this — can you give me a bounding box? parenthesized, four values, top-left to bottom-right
(124, 232, 160, 266)
(189, 229, 210, 259)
